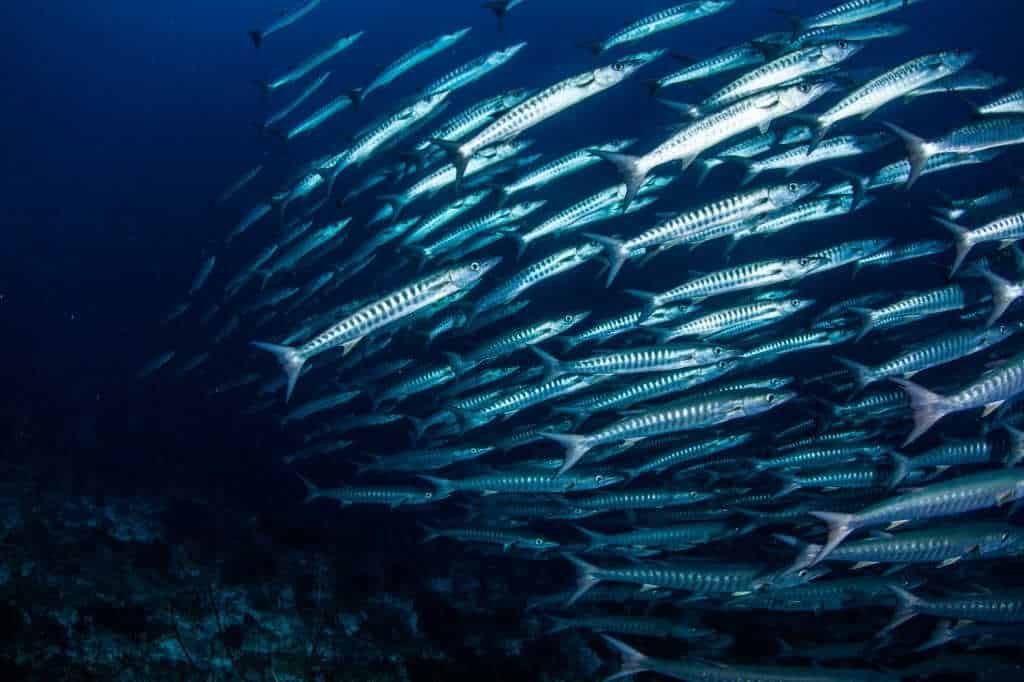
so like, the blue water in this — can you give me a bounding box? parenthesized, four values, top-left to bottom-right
(5, 0, 1024, 679)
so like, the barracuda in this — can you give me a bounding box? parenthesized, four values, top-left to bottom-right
(260, 31, 364, 92)
(591, 81, 833, 208)
(469, 312, 589, 364)
(650, 43, 767, 94)
(352, 27, 470, 105)
(251, 258, 500, 401)
(581, 1, 734, 55)
(248, 0, 321, 48)
(836, 323, 1018, 391)
(434, 52, 660, 186)
(421, 43, 528, 96)
(587, 182, 818, 285)
(500, 138, 635, 203)
(544, 389, 793, 473)
(656, 299, 813, 342)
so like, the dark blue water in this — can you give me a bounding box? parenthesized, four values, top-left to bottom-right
(5, 1, 1024, 679)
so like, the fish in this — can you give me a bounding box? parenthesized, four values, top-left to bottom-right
(592, 81, 834, 207)
(352, 27, 471, 106)
(260, 31, 364, 93)
(580, 1, 735, 55)
(248, 0, 321, 48)
(251, 258, 501, 401)
(421, 43, 528, 97)
(433, 52, 661, 187)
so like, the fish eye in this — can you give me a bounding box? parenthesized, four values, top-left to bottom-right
(613, 63, 625, 72)
(791, 299, 801, 307)
(470, 262, 481, 272)
(535, 537, 544, 545)
(718, 360, 729, 369)
(1000, 325, 1009, 333)
(425, 491, 433, 499)
(799, 83, 812, 93)
(788, 183, 798, 192)
(766, 393, 776, 403)
(595, 474, 604, 482)
(714, 347, 723, 356)
(799, 258, 808, 266)
(798, 569, 808, 577)
(564, 314, 573, 322)
(838, 40, 848, 48)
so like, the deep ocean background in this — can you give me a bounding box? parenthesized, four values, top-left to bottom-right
(3, 0, 1024, 678)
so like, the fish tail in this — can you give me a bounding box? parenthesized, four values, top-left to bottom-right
(972, 263, 1017, 326)
(248, 30, 263, 48)
(583, 232, 630, 287)
(499, 228, 529, 260)
(250, 342, 306, 402)
(600, 635, 653, 681)
(540, 431, 593, 475)
(430, 138, 469, 192)
(530, 346, 566, 382)
(378, 194, 410, 224)
(719, 156, 758, 186)
(443, 351, 475, 377)
(653, 96, 701, 119)
(847, 306, 877, 343)
(561, 552, 602, 605)
(624, 289, 659, 321)
(346, 88, 365, 109)
(772, 472, 802, 498)
(891, 377, 952, 446)
(883, 121, 935, 189)
(1003, 424, 1024, 466)
(296, 474, 320, 504)
(887, 450, 911, 488)
(694, 159, 720, 186)
(577, 41, 605, 57)
(587, 149, 646, 211)
(932, 216, 975, 276)
(417, 521, 441, 543)
(807, 511, 858, 564)
(572, 524, 608, 549)
(833, 355, 876, 391)
(882, 585, 928, 636)
(915, 620, 957, 652)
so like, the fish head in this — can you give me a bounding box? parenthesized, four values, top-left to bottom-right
(782, 292, 815, 311)
(413, 91, 450, 116)
(490, 42, 528, 65)
(597, 50, 665, 85)
(987, 320, 1024, 343)
(745, 389, 797, 416)
(447, 26, 473, 42)
(511, 199, 548, 218)
(819, 40, 865, 65)
(769, 181, 821, 208)
(448, 256, 502, 288)
(936, 49, 976, 75)
(577, 242, 605, 260)
(575, 470, 626, 490)
(777, 79, 835, 112)
(640, 174, 676, 193)
(556, 311, 591, 332)
(521, 536, 560, 551)
(711, 357, 741, 376)
(500, 87, 534, 108)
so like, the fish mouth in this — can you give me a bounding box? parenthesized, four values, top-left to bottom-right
(476, 256, 504, 275)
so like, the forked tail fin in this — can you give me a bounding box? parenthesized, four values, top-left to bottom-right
(250, 342, 306, 402)
(891, 378, 952, 446)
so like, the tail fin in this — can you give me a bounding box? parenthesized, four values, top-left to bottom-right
(588, 150, 646, 211)
(431, 138, 469, 192)
(916, 620, 957, 652)
(882, 585, 928, 636)
(653, 97, 700, 119)
(807, 511, 858, 564)
(540, 431, 594, 476)
(346, 88, 365, 109)
(248, 30, 263, 48)
(888, 451, 911, 488)
(573, 524, 609, 549)
(720, 156, 758, 186)
(1004, 425, 1024, 466)
(500, 228, 529, 260)
(834, 356, 877, 391)
(296, 474, 320, 503)
(418, 475, 456, 500)
(600, 635, 653, 681)
(891, 378, 952, 446)
(848, 306, 877, 343)
(444, 351, 475, 377)
(695, 159, 721, 186)
(578, 41, 605, 57)
(974, 265, 1020, 326)
(562, 552, 602, 605)
(378, 194, 411, 225)
(933, 216, 975, 276)
(645, 80, 662, 98)
(482, 1, 508, 31)
(834, 168, 868, 210)
(583, 232, 630, 287)
(624, 289, 659, 321)
(250, 342, 306, 402)
(417, 521, 441, 543)
(883, 122, 935, 189)
(530, 346, 565, 381)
